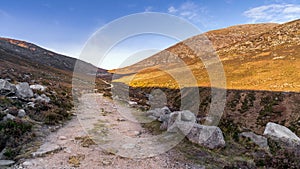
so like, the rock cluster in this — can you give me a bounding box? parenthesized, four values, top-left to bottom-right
(146, 107, 226, 149)
(0, 79, 50, 164)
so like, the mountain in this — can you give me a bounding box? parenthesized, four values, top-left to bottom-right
(0, 37, 112, 161)
(110, 20, 300, 168)
(112, 21, 299, 92)
(0, 38, 108, 75)
(111, 23, 278, 74)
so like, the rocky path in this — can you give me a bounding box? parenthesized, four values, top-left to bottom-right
(11, 93, 203, 169)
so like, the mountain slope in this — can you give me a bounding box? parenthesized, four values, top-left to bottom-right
(112, 23, 278, 74)
(112, 20, 299, 92)
(0, 38, 106, 74)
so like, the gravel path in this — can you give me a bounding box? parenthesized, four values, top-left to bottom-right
(11, 93, 204, 169)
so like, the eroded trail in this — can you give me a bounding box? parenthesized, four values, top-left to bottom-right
(12, 93, 201, 169)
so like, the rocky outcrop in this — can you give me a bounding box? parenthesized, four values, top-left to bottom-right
(146, 107, 226, 149)
(0, 79, 55, 161)
(263, 122, 300, 144)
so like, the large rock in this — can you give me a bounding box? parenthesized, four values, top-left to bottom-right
(18, 109, 26, 118)
(3, 114, 16, 121)
(240, 132, 269, 149)
(167, 110, 196, 135)
(263, 122, 300, 144)
(16, 82, 33, 98)
(187, 124, 226, 149)
(0, 79, 16, 95)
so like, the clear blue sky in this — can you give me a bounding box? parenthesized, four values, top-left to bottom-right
(1, 0, 300, 69)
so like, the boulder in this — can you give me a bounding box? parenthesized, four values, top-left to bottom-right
(3, 114, 16, 121)
(30, 84, 47, 91)
(18, 109, 26, 118)
(16, 82, 33, 98)
(0, 79, 16, 95)
(167, 110, 196, 135)
(263, 122, 300, 144)
(35, 94, 51, 103)
(187, 124, 226, 149)
(240, 132, 269, 149)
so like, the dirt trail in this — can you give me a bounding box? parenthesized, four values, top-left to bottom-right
(11, 93, 203, 169)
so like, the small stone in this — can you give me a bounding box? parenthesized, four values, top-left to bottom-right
(27, 102, 35, 108)
(30, 84, 47, 91)
(134, 131, 141, 136)
(22, 161, 33, 166)
(128, 101, 137, 106)
(117, 118, 126, 122)
(102, 159, 112, 165)
(59, 136, 67, 140)
(18, 109, 26, 118)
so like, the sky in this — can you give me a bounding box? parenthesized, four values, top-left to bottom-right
(1, 0, 300, 69)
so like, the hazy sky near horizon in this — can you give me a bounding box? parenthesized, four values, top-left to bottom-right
(1, 0, 300, 69)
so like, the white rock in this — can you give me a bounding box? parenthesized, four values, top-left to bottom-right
(5, 114, 16, 121)
(133, 131, 141, 136)
(27, 102, 35, 108)
(263, 122, 300, 143)
(187, 124, 226, 149)
(128, 101, 137, 105)
(30, 84, 47, 91)
(0, 79, 16, 95)
(18, 109, 26, 117)
(16, 82, 33, 98)
(22, 161, 33, 166)
(167, 110, 196, 134)
(59, 136, 67, 140)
